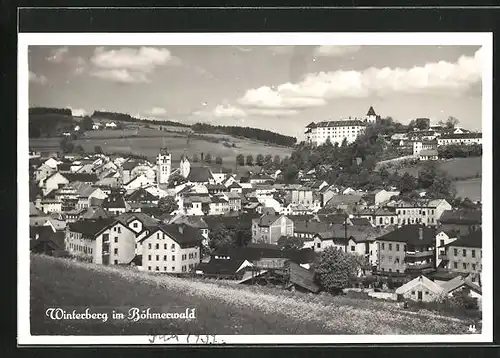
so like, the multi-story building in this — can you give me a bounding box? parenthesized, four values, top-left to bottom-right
(435, 230, 459, 268)
(386, 199, 452, 227)
(437, 133, 482, 146)
(358, 208, 398, 228)
(251, 212, 294, 245)
(65, 218, 137, 265)
(376, 225, 436, 276)
(305, 119, 367, 146)
(139, 224, 201, 273)
(412, 140, 438, 156)
(440, 230, 482, 277)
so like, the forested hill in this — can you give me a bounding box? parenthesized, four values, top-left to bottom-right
(191, 123, 297, 147)
(29, 107, 73, 116)
(91, 111, 190, 128)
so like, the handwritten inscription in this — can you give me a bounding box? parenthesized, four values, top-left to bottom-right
(149, 334, 225, 344)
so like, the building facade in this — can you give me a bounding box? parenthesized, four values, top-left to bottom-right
(251, 213, 294, 245)
(156, 148, 172, 184)
(305, 119, 367, 146)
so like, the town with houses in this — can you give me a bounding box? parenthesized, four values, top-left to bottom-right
(29, 106, 483, 311)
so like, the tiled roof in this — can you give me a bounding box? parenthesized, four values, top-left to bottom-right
(254, 213, 282, 227)
(68, 218, 115, 238)
(125, 188, 159, 202)
(149, 224, 202, 247)
(377, 224, 436, 245)
(314, 119, 366, 128)
(445, 230, 482, 248)
(213, 244, 315, 264)
(64, 173, 99, 183)
(187, 166, 214, 183)
(196, 259, 248, 276)
(115, 212, 160, 227)
(438, 209, 481, 225)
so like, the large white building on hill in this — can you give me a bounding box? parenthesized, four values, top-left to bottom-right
(304, 106, 378, 146)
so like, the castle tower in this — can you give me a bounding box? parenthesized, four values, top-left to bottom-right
(366, 106, 377, 123)
(156, 148, 171, 184)
(179, 155, 191, 178)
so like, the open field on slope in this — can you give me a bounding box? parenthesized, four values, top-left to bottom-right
(30, 254, 478, 336)
(29, 128, 293, 166)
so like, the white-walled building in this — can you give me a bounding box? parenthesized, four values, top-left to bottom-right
(437, 133, 482, 146)
(156, 148, 172, 184)
(305, 119, 367, 146)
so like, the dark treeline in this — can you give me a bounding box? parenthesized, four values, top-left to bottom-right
(191, 123, 297, 147)
(438, 144, 482, 158)
(91, 111, 190, 128)
(29, 107, 72, 116)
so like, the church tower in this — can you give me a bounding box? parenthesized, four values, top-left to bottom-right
(179, 155, 191, 179)
(156, 147, 171, 184)
(366, 106, 377, 124)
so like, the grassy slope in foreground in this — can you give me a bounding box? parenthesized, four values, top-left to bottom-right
(30, 255, 476, 336)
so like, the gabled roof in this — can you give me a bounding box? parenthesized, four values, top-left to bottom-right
(213, 244, 315, 264)
(30, 229, 65, 251)
(81, 206, 113, 220)
(350, 217, 373, 226)
(125, 187, 159, 202)
(445, 230, 482, 248)
(64, 173, 99, 183)
(187, 166, 214, 183)
(102, 194, 127, 209)
(439, 275, 482, 295)
(67, 218, 115, 238)
(376, 225, 436, 245)
(115, 212, 160, 227)
(170, 215, 208, 229)
(254, 213, 283, 227)
(29, 202, 44, 217)
(395, 275, 444, 295)
(367, 106, 376, 116)
(142, 224, 202, 247)
(228, 181, 242, 189)
(196, 259, 249, 276)
(438, 209, 481, 225)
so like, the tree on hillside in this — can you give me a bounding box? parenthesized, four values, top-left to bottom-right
(168, 173, 187, 188)
(82, 116, 94, 131)
(158, 196, 178, 214)
(314, 247, 353, 294)
(264, 154, 273, 168)
(418, 161, 439, 189)
(60, 138, 74, 154)
(277, 236, 305, 251)
(438, 116, 460, 130)
(281, 164, 299, 184)
(399, 172, 418, 193)
(215, 156, 223, 165)
(204, 153, 212, 164)
(208, 225, 235, 253)
(256, 154, 264, 166)
(246, 155, 254, 166)
(193, 154, 199, 163)
(273, 155, 281, 167)
(236, 154, 245, 166)
(94, 145, 103, 154)
(74, 145, 85, 156)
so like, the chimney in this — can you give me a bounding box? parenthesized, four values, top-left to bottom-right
(418, 227, 423, 240)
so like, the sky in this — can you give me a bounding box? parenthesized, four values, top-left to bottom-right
(28, 45, 483, 140)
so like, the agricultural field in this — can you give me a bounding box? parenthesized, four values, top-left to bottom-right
(29, 127, 293, 167)
(30, 254, 477, 335)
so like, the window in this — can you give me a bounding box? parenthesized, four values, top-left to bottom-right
(118, 227, 121, 233)
(425, 291, 429, 295)
(182, 265, 187, 272)
(351, 246, 355, 252)
(171, 244, 175, 251)
(388, 256, 392, 261)
(172, 255, 175, 261)
(103, 233, 109, 242)
(156, 243, 159, 250)
(454, 248, 458, 256)
(396, 244, 400, 251)
(156, 255, 159, 261)
(113, 248, 118, 255)
(396, 269, 399, 273)
(194, 252, 197, 258)
(453, 262, 458, 269)
(463, 263, 467, 270)
(164, 244, 167, 250)
(316, 243, 321, 249)
(164, 255, 167, 261)
(148, 243, 152, 249)
(156, 266, 159, 271)
(390, 217, 394, 224)
(472, 264, 476, 270)
(381, 243, 385, 250)
(114, 237, 118, 243)
(148, 266, 151, 271)
(148, 255, 151, 261)
(388, 268, 392, 272)
(133, 223, 138, 228)
(472, 250, 476, 258)
(389, 244, 392, 251)
(380, 255, 385, 262)
(172, 266, 175, 271)
(440, 240, 444, 247)
(114, 260, 118, 265)
(411, 290, 415, 295)
(462, 249, 466, 257)
(164, 266, 167, 271)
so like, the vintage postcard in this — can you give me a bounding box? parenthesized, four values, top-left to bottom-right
(18, 32, 492, 345)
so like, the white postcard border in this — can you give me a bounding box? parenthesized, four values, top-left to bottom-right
(18, 32, 493, 345)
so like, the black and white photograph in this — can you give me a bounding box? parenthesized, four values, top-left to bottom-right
(18, 32, 492, 344)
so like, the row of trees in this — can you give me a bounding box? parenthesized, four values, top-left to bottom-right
(192, 123, 297, 147)
(235, 154, 284, 168)
(438, 144, 482, 159)
(29, 107, 72, 116)
(91, 111, 190, 128)
(191, 153, 223, 165)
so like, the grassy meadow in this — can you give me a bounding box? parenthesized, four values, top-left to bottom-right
(29, 127, 293, 167)
(30, 254, 478, 336)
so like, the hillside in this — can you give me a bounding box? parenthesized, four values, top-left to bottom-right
(30, 254, 475, 335)
(29, 113, 80, 138)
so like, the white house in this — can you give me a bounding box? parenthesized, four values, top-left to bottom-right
(395, 275, 444, 302)
(124, 174, 155, 191)
(139, 224, 201, 273)
(105, 122, 117, 128)
(40, 172, 69, 196)
(435, 230, 458, 268)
